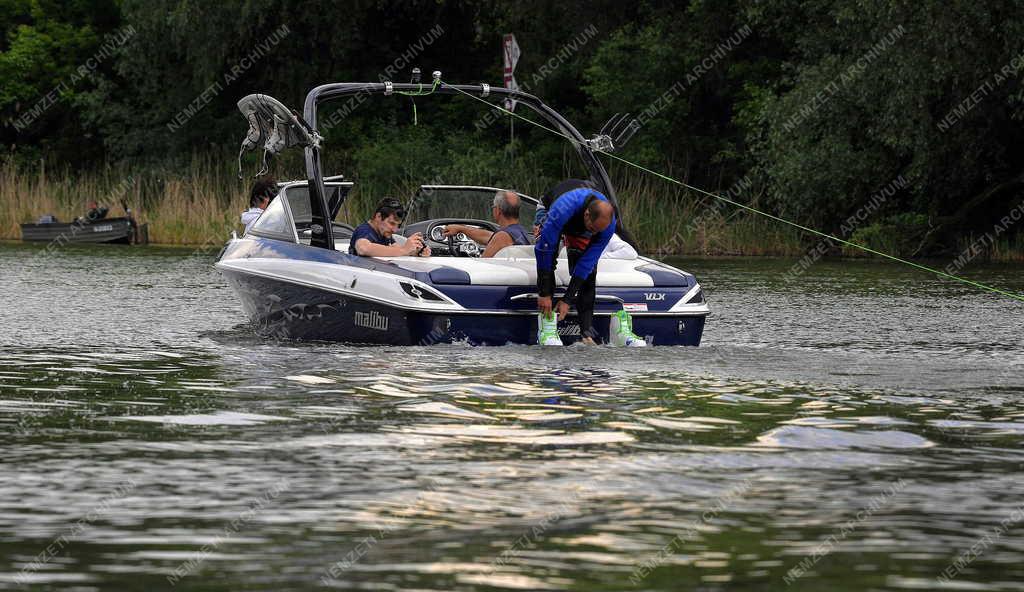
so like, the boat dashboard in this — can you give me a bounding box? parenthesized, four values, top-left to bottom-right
(402, 218, 504, 257)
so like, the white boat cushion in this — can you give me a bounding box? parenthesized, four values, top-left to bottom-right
(378, 255, 652, 287)
(338, 240, 655, 287)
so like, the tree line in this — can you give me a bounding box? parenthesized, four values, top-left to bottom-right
(3, 0, 1024, 255)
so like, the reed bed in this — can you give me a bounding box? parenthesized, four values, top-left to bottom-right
(0, 156, 867, 255)
(143, 158, 249, 246)
(1, 157, 249, 246)
(608, 164, 805, 256)
(2, 156, 1018, 261)
(0, 161, 128, 238)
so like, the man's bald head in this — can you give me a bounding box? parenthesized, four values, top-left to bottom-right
(585, 198, 614, 233)
(493, 190, 521, 222)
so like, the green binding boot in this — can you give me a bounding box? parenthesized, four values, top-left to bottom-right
(537, 312, 563, 346)
(610, 309, 647, 347)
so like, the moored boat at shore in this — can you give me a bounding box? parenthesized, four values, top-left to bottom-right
(20, 216, 148, 245)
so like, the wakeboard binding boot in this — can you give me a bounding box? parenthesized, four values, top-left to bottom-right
(610, 309, 647, 347)
(537, 312, 563, 346)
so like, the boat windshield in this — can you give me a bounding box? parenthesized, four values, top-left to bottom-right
(278, 181, 354, 223)
(406, 186, 538, 226)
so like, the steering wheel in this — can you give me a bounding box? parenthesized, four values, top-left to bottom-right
(419, 218, 498, 256)
(446, 233, 483, 257)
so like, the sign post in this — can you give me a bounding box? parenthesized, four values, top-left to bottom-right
(502, 34, 520, 156)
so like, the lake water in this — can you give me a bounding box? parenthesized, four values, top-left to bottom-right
(1, 242, 1022, 591)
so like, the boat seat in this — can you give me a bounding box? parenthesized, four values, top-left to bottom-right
(341, 241, 660, 288)
(492, 243, 637, 260)
(333, 223, 354, 240)
(490, 244, 568, 259)
(490, 244, 532, 259)
(389, 255, 655, 287)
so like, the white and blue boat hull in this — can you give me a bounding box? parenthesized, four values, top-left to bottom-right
(217, 236, 709, 346)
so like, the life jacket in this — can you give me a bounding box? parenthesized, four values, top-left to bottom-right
(561, 193, 600, 251)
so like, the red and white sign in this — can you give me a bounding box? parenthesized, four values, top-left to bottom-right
(502, 34, 520, 111)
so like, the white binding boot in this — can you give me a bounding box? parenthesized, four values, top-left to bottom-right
(537, 312, 563, 346)
(610, 309, 647, 347)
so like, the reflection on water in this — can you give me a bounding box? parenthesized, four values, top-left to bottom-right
(0, 243, 1022, 591)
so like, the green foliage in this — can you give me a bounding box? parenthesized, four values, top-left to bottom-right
(0, 0, 120, 160)
(739, 0, 1024, 242)
(847, 212, 932, 258)
(584, 1, 766, 184)
(4, 0, 1024, 255)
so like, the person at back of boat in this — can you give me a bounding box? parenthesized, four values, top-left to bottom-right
(350, 197, 431, 257)
(442, 190, 531, 257)
(241, 177, 277, 232)
(79, 200, 109, 223)
(533, 204, 637, 260)
(535, 179, 647, 347)
(535, 182, 615, 343)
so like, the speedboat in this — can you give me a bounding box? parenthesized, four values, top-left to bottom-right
(215, 77, 709, 345)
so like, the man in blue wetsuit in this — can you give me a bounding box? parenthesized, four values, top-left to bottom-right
(535, 181, 617, 344)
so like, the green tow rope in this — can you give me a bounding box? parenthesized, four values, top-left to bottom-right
(396, 78, 441, 125)
(440, 80, 1024, 304)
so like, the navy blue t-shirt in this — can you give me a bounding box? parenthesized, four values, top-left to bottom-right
(349, 222, 394, 255)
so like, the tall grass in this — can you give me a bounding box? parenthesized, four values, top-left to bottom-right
(2, 155, 1017, 260)
(143, 156, 249, 245)
(0, 156, 248, 245)
(0, 161, 131, 238)
(328, 152, 807, 255)
(0, 155, 845, 255)
(609, 164, 805, 256)
(955, 234, 1024, 263)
